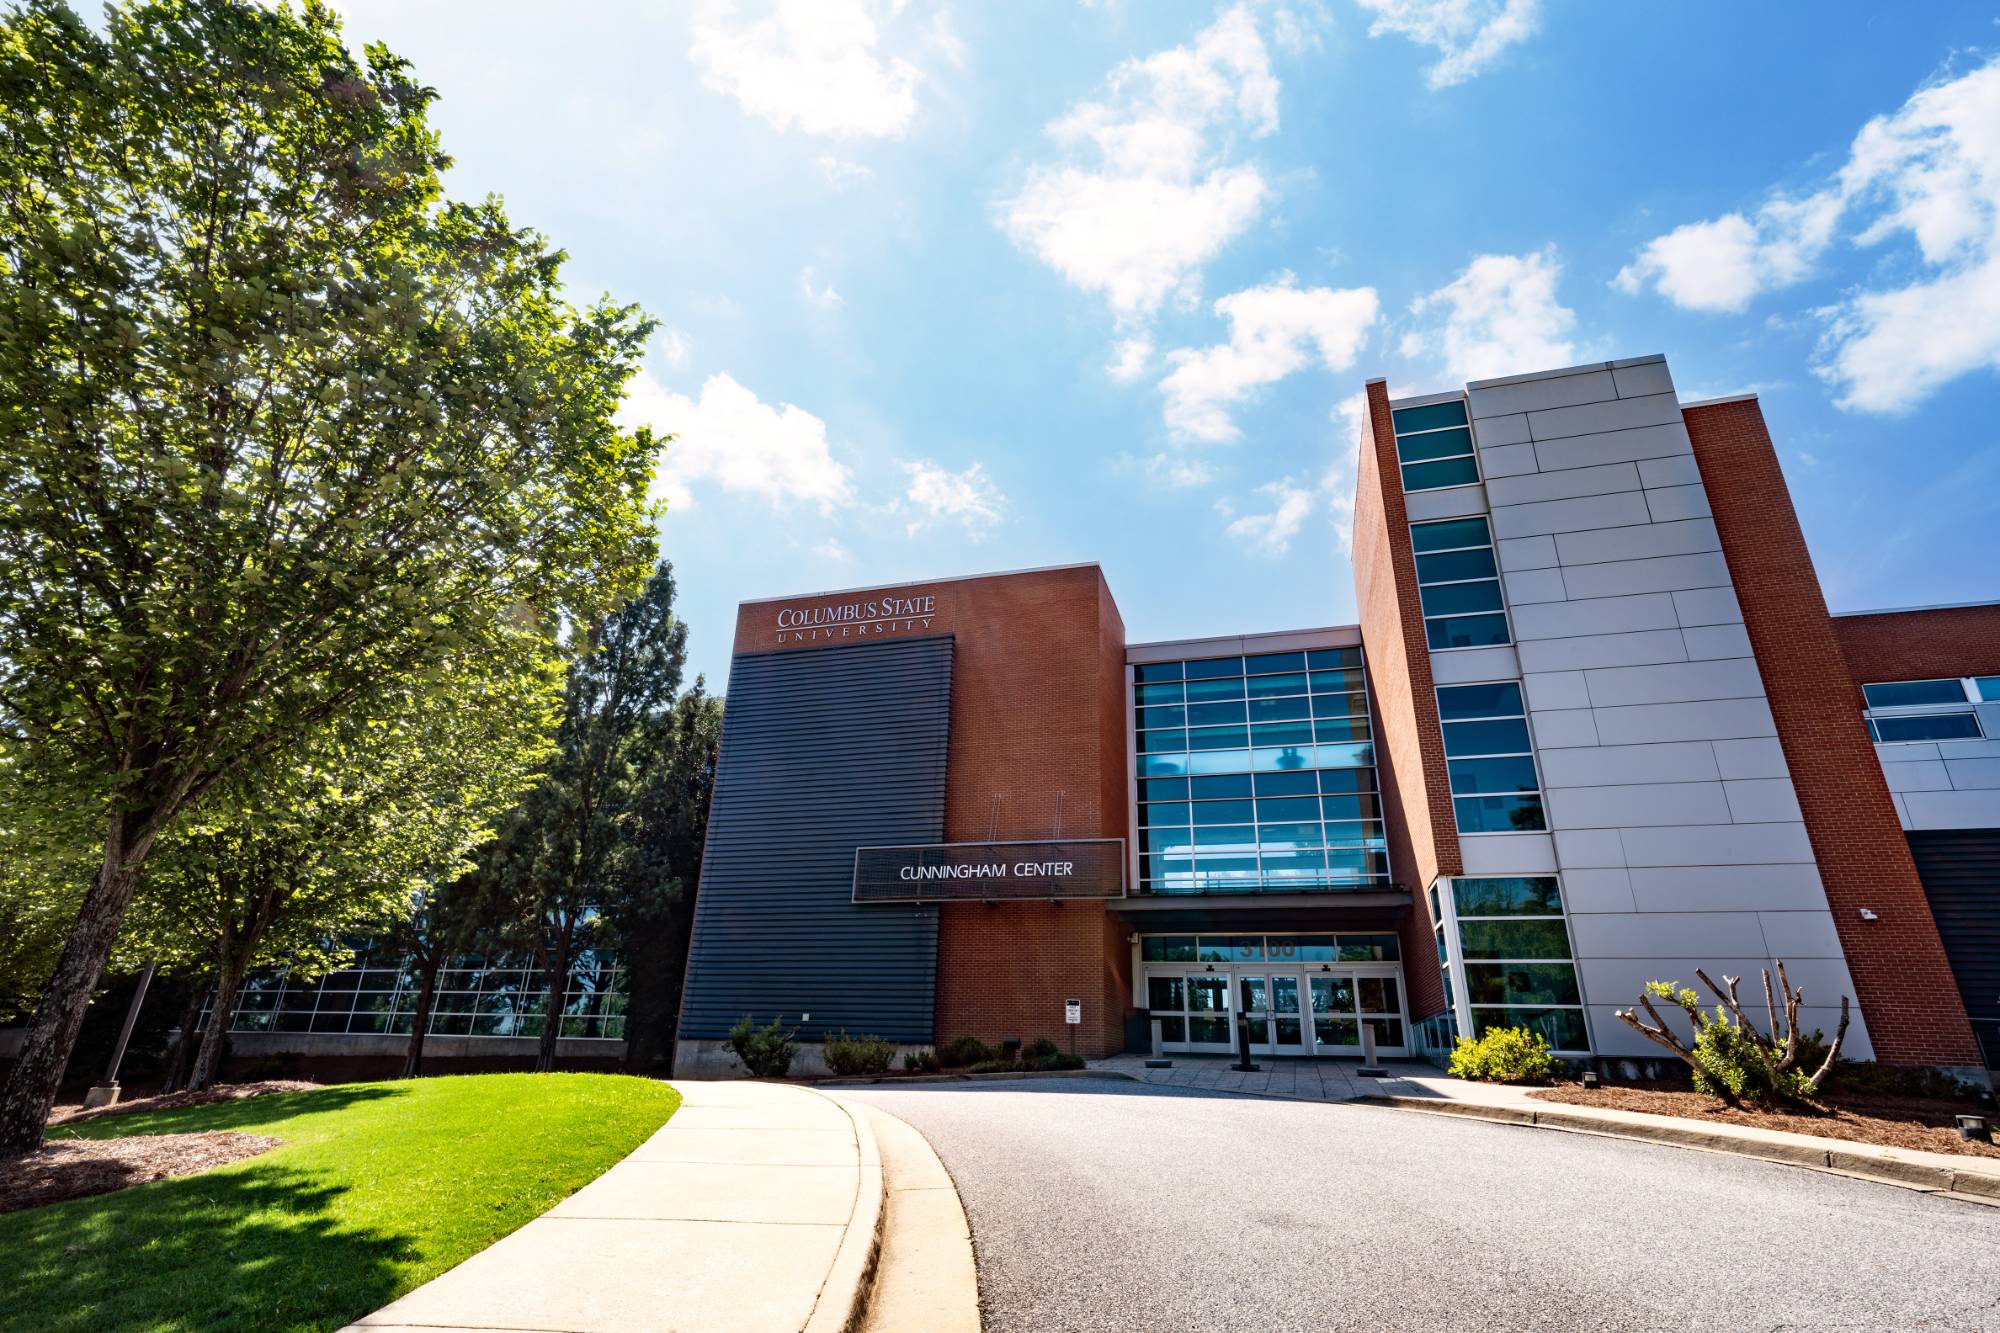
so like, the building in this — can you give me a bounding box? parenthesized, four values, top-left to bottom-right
(669, 353, 1991, 1081)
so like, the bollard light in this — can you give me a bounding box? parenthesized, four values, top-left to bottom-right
(1581, 1070, 1601, 1090)
(1957, 1115, 1991, 1144)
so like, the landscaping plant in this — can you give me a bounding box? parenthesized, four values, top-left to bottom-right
(1448, 1026, 1555, 1083)
(936, 1036, 994, 1068)
(1615, 961, 1849, 1107)
(903, 1048, 940, 1073)
(822, 1031, 895, 1076)
(726, 1014, 799, 1078)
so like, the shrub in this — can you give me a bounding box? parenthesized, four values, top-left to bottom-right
(936, 1036, 993, 1068)
(903, 1048, 939, 1073)
(1020, 1037, 1061, 1063)
(1448, 1027, 1555, 1083)
(965, 1058, 1020, 1074)
(1794, 1032, 1975, 1102)
(727, 1014, 798, 1079)
(1689, 1009, 1814, 1104)
(1617, 964, 1850, 1109)
(822, 1031, 895, 1076)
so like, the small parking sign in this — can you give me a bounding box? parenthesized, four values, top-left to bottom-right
(1064, 999, 1081, 1025)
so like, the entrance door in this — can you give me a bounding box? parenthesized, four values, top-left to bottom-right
(1240, 972, 1308, 1055)
(1308, 970, 1408, 1055)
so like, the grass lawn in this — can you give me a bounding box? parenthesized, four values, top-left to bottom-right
(2, 1072, 679, 1333)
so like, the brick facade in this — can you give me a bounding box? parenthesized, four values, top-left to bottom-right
(1832, 604, 2000, 685)
(1684, 399, 1982, 1067)
(743, 565, 1133, 1058)
(1353, 380, 1459, 1020)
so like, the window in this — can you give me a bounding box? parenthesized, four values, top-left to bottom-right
(202, 949, 628, 1039)
(1449, 877, 1586, 1051)
(1437, 682, 1544, 832)
(1412, 517, 1509, 649)
(1860, 676, 1992, 744)
(1392, 398, 1478, 492)
(1133, 648, 1387, 894)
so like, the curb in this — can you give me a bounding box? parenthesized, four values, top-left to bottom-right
(1354, 1094, 2000, 1206)
(814, 1068, 1120, 1089)
(802, 1086, 886, 1333)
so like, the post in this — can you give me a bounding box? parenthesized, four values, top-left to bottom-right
(1145, 1017, 1171, 1069)
(84, 960, 157, 1110)
(1357, 1019, 1387, 1078)
(1231, 1008, 1261, 1073)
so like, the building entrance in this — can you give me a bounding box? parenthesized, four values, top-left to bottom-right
(1144, 963, 1408, 1058)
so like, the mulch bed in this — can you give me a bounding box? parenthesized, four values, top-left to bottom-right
(1531, 1083, 2000, 1159)
(0, 1131, 283, 1214)
(49, 1079, 322, 1127)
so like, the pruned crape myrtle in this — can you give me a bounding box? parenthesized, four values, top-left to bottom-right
(0, 0, 659, 1153)
(1616, 961, 1850, 1108)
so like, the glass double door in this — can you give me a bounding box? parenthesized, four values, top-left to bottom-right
(1147, 966, 1407, 1057)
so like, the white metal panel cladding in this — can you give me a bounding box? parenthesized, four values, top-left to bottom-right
(854, 839, 1127, 903)
(676, 636, 953, 1044)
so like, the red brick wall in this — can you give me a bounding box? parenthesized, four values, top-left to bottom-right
(741, 565, 1133, 1057)
(1683, 399, 1981, 1066)
(1353, 381, 1459, 1020)
(1833, 604, 2000, 685)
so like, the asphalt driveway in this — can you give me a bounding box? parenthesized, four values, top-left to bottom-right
(844, 1076, 2000, 1333)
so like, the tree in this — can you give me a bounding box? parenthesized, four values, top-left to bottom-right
(473, 562, 689, 1071)
(1615, 962, 1850, 1107)
(608, 684, 723, 1073)
(0, 0, 658, 1153)
(382, 872, 484, 1080)
(128, 650, 554, 1090)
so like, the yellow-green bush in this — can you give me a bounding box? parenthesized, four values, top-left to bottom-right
(1448, 1026, 1555, 1083)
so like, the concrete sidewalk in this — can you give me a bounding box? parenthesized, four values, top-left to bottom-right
(344, 1080, 883, 1333)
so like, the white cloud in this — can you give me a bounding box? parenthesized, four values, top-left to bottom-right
(620, 371, 854, 512)
(898, 459, 1005, 536)
(659, 329, 692, 368)
(1107, 335, 1154, 383)
(1159, 278, 1380, 443)
(816, 155, 876, 189)
(812, 537, 854, 563)
(1614, 55, 2000, 413)
(1401, 248, 1576, 383)
(1220, 391, 1368, 556)
(1354, 0, 1540, 89)
(997, 4, 1280, 320)
(1146, 452, 1220, 488)
(1612, 192, 1841, 313)
(799, 266, 844, 309)
(1223, 479, 1315, 554)
(690, 0, 924, 139)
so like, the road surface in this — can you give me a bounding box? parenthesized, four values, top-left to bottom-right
(844, 1076, 2000, 1332)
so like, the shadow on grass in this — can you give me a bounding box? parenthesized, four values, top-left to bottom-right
(1, 1161, 417, 1333)
(48, 1081, 408, 1141)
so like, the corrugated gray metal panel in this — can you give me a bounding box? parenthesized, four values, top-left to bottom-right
(1907, 829, 2000, 1068)
(678, 636, 952, 1044)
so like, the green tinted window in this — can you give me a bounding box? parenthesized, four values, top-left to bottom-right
(1396, 427, 1474, 463)
(1402, 456, 1480, 491)
(1452, 877, 1562, 916)
(1458, 918, 1571, 960)
(1410, 517, 1492, 552)
(1391, 399, 1468, 433)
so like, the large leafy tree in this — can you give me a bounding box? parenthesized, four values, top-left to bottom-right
(474, 562, 688, 1072)
(0, 1, 657, 1152)
(128, 649, 555, 1089)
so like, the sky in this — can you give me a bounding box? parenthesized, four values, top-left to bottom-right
(309, 0, 2000, 688)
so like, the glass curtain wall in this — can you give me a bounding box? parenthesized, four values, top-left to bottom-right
(1134, 648, 1388, 894)
(202, 948, 629, 1040)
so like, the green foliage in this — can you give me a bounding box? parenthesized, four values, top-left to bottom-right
(726, 1014, 798, 1079)
(936, 1036, 993, 1068)
(1689, 1012, 1816, 1103)
(0, 0, 658, 1141)
(965, 1059, 1019, 1074)
(902, 1048, 939, 1073)
(10, 1074, 676, 1332)
(1020, 1037, 1061, 1063)
(822, 1031, 895, 1076)
(1448, 1027, 1556, 1083)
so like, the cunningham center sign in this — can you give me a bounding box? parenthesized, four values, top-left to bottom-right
(853, 839, 1126, 903)
(771, 591, 938, 646)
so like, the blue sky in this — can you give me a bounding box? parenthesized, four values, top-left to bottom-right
(318, 1, 2000, 688)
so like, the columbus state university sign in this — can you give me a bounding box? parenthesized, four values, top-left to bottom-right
(853, 839, 1127, 903)
(772, 591, 938, 645)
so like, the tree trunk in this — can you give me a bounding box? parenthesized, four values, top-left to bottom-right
(537, 933, 571, 1074)
(163, 984, 207, 1094)
(190, 961, 245, 1093)
(0, 824, 151, 1156)
(401, 952, 440, 1080)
